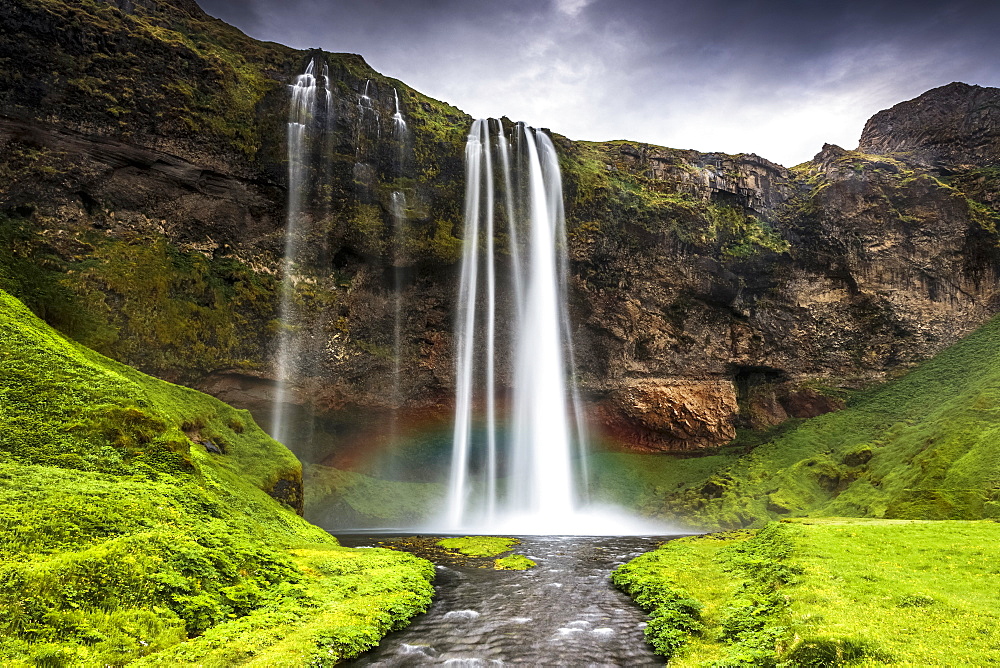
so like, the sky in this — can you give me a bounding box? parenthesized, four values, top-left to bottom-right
(199, 0, 1000, 167)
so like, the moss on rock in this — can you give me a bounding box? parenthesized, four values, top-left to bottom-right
(493, 554, 536, 571)
(436, 536, 519, 558)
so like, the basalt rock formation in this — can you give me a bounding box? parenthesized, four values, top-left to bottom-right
(3, 0, 1000, 458)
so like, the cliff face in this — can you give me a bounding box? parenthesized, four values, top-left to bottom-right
(3, 0, 1000, 458)
(561, 134, 1000, 449)
(859, 82, 1000, 170)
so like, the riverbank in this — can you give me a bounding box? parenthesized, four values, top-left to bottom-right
(614, 518, 1000, 665)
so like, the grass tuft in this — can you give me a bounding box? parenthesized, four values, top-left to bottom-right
(493, 554, 536, 571)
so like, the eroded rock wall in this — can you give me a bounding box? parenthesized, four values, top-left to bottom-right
(3, 1, 1000, 456)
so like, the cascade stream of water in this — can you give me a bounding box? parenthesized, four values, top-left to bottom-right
(271, 58, 331, 445)
(445, 120, 593, 532)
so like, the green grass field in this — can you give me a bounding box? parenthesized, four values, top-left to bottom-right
(614, 518, 1000, 666)
(0, 288, 434, 666)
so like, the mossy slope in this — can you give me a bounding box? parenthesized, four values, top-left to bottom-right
(304, 463, 443, 529)
(614, 519, 1000, 666)
(594, 310, 1000, 529)
(0, 288, 434, 666)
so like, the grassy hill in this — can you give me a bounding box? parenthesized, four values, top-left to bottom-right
(0, 288, 434, 666)
(613, 518, 1000, 665)
(593, 310, 1000, 529)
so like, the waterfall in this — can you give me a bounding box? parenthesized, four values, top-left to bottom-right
(445, 119, 588, 530)
(392, 87, 407, 134)
(389, 89, 410, 422)
(271, 58, 331, 445)
(356, 79, 381, 143)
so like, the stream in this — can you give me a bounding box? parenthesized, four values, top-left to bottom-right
(338, 534, 680, 666)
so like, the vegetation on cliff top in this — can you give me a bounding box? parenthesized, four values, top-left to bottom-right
(614, 519, 1000, 665)
(0, 288, 434, 666)
(593, 308, 1000, 530)
(0, 0, 299, 157)
(560, 140, 789, 261)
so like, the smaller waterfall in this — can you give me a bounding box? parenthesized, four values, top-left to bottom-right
(360, 79, 373, 107)
(357, 79, 381, 140)
(390, 190, 407, 409)
(271, 58, 331, 446)
(390, 88, 409, 409)
(392, 87, 407, 133)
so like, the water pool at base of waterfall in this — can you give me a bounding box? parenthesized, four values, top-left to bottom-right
(339, 534, 683, 666)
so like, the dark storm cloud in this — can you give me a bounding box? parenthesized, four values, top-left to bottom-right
(195, 0, 1000, 165)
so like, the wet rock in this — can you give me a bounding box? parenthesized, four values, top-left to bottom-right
(782, 387, 844, 419)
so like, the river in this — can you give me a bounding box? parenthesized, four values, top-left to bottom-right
(338, 534, 680, 666)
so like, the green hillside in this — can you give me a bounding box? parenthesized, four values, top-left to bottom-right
(613, 518, 1000, 665)
(594, 312, 1000, 529)
(0, 288, 434, 666)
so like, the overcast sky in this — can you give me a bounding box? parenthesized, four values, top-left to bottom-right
(199, 0, 1000, 167)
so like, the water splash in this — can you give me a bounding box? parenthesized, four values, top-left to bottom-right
(445, 120, 589, 531)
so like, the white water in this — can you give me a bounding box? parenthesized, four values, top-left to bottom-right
(392, 87, 407, 134)
(356, 79, 381, 142)
(271, 58, 330, 445)
(444, 120, 603, 533)
(389, 90, 410, 430)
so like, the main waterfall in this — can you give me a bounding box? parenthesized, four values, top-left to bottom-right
(446, 119, 589, 531)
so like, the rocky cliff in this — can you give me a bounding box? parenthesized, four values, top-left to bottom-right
(859, 81, 1000, 170)
(3, 0, 1000, 459)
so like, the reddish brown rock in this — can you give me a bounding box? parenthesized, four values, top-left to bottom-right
(598, 379, 739, 453)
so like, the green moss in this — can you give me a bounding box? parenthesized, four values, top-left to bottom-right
(0, 288, 434, 665)
(616, 519, 1000, 665)
(0, 219, 278, 382)
(966, 197, 1000, 239)
(436, 536, 520, 558)
(0, 213, 94, 336)
(304, 464, 443, 527)
(558, 141, 788, 263)
(493, 554, 536, 570)
(710, 203, 789, 257)
(16, 0, 296, 154)
(352, 203, 387, 256)
(414, 218, 464, 264)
